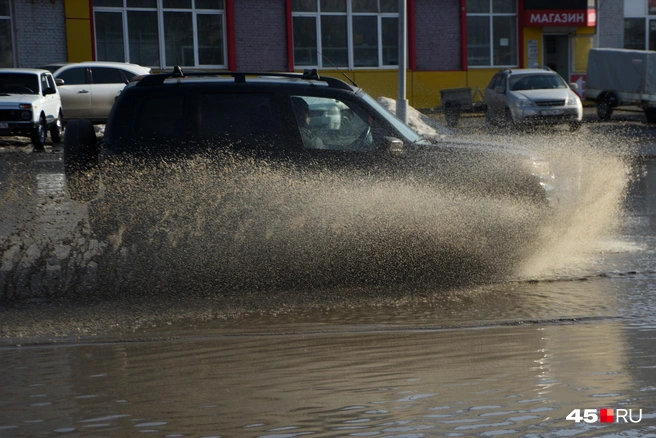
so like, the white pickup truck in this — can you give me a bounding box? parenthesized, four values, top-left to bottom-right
(0, 68, 64, 150)
(586, 48, 656, 123)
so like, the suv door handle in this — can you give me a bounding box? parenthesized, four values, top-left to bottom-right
(77, 90, 89, 94)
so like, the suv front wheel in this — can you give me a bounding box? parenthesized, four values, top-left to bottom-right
(50, 110, 63, 144)
(31, 116, 48, 150)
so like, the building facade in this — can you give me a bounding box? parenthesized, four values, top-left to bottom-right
(1, 0, 623, 109)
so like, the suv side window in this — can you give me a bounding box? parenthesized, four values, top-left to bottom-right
(92, 67, 126, 84)
(291, 95, 374, 152)
(40, 74, 49, 94)
(58, 67, 87, 85)
(134, 94, 186, 141)
(197, 92, 281, 146)
(46, 74, 56, 90)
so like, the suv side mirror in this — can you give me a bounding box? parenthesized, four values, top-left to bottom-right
(381, 136, 405, 157)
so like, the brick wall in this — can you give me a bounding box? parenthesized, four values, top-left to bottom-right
(415, 0, 461, 71)
(13, 0, 67, 68)
(597, 0, 624, 48)
(234, 0, 288, 71)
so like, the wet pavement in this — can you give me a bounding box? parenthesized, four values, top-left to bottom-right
(1, 113, 656, 436)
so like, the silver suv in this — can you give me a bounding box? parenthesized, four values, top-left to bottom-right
(484, 68, 583, 131)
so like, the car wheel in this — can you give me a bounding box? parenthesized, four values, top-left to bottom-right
(64, 119, 99, 202)
(597, 99, 613, 120)
(645, 108, 656, 124)
(444, 102, 461, 128)
(50, 111, 63, 144)
(485, 108, 496, 127)
(499, 107, 513, 128)
(31, 116, 48, 151)
(569, 121, 582, 132)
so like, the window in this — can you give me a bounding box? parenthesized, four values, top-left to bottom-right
(93, 0, 226, 69)
(197, 93, 283, 151)
(466, 0, 517, 67)
(0, 0, 12, 67)
(91, 67, 125, 84)
(134, 94, 186, 141)
(58, 67, 87, 86)
(0, 73, 39, 95)
(40, 74, 49, 94)
(291, 95, 375, 151)
(624, 18, 646, 50)
(292, 0, 399, 69)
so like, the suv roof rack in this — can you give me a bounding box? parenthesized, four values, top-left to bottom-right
(136, 66, 354, 90)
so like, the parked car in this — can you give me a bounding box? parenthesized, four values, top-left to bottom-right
(484, 67, 583, 131)
(63, 68, 557, 242)
(39, 61, 151, 123)
(0, 68, 64, 149)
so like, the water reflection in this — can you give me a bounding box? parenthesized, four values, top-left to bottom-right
(0, 315, 650, 436)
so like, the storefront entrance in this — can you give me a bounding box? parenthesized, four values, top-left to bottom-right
(543, 35, 569, 80)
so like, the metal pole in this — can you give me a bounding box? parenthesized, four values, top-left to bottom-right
(397, 0, 408, 123)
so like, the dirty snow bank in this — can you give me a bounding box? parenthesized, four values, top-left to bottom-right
(377, 97, 453, 137)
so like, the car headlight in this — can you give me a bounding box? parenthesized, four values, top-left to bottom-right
(566, 95, 581, 106)
(516, 99, 536, 109)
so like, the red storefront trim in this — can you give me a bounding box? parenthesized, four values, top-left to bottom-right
(408, 0, 416, 71)
(286, 0, 294, 71)
(90, 1, 96, 60)
(525, 9, 596, 26)
(460, 0, 467, 71)
(226, 0, 236, 70)
(518, 0, 524, 68)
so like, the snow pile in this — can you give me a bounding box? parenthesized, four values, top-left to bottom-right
(377, 96, 453, 137)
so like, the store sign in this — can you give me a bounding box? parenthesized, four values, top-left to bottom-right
(526, 9, 597, 26)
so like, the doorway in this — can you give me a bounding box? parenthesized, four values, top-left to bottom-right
(543, 35, 569, 81)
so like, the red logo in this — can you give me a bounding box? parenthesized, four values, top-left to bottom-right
(600, 408, 614, 423)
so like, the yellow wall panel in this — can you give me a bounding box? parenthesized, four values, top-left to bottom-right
(66, 19, 93, 62)
(523, 27, 542, 68)
(413, 71, 467, 109)
(65, 0, 90, 19)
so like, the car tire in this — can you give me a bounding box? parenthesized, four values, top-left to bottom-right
(31, 116, 48, 151)
(64, 119, 99, 202)
(444, 102, 461, 128)
(597, 99, 613, 121)
(485, 109, 496, 127)
(645, 108, 656, 124)
(50, 110, 63, 144)
(499, 107, 513, 128)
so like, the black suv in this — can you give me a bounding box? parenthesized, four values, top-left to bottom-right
(64, 68, 554, 239)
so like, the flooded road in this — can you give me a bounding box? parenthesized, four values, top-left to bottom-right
(1, 119, 656, 436)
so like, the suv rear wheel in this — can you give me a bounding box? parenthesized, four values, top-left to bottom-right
(64, 119, 98, 201)
(597, 97, 614, 120)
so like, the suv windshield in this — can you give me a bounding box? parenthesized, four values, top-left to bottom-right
(359, 92, 422, 143)
(509, 74, 568, 91)
(0, 73, 39, 95)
